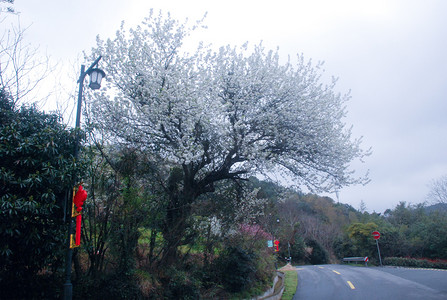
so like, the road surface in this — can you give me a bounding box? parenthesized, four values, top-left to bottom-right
(292, 264, 447, 300)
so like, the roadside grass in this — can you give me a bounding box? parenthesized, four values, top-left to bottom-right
(281, 270, 298, 300)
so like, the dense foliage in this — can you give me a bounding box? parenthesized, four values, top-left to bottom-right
(214, 246, 257, 293)
(0, 90, 82, 298)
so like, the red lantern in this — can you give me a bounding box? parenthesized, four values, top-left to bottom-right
(70, 184, 87, 248)
(274, 240, 279, 252)
(73, 185, 87, 212)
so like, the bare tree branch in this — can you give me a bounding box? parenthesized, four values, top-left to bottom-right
(427, 175, 447, 204)
(0, 18, 51, 106)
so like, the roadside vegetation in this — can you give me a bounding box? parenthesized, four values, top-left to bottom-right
(383, 257, 447, 269)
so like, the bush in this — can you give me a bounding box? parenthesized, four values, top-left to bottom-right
(74, 273, 143, 300)
(0, 90, 84, 297)
(383, 257, 447, 269)
(0, 273, 64, 299)
(162, 267, 201, 300)
(213, 246, 257, 293)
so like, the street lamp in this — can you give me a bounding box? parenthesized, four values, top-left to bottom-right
(63, 56, 105, 300)
(87, 68, 106, 90)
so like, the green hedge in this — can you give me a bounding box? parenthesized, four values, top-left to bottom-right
(383, 257, 447, 269)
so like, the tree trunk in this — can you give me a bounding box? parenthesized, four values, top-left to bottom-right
(161, 184, 194, 266)
(148, 229, 157, 266)
(160, 169, 196, 268)
(160, 194, 191, 267)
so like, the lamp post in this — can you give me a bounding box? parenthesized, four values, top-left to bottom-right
(63, 56, 105, 300)
(274, 218, 279, 269)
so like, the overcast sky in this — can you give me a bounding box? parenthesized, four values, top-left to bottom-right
(4, 0, 447, 213)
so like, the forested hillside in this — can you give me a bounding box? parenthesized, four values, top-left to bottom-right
(250, 178, 447, 266)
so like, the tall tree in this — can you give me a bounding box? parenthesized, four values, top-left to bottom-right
(86, 10, 370, 265)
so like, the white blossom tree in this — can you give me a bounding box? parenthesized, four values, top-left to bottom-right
(86, 10, 370, 265)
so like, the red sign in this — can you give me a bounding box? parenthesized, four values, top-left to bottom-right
(372, 231, 380, 240)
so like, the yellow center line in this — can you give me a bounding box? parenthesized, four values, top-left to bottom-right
(328, 269, 355, 290)
(347, 281, 356, 289)
(318, 266, 324, 269)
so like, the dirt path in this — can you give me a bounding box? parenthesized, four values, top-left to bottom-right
(279, 263, 297, 271)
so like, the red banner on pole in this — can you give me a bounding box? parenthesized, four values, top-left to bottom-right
(75, 214, 82, 246)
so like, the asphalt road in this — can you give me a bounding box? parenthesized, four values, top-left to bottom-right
(292, 264, 447, 300)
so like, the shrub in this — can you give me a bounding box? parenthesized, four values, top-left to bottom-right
(213, 246, 257, 293)
(162, 267, 201, 300)
(383, 257, 447, 269)
(74, 273, 142, 300)
(0, 90, 84, 297)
